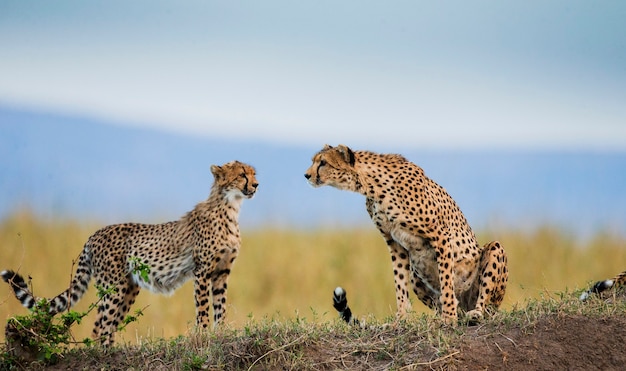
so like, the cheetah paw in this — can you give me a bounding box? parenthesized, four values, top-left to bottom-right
(465, 309, 484, 325)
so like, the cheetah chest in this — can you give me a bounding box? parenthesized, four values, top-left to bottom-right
(391, 227, 441, 295)
(369, 199, 445, 296)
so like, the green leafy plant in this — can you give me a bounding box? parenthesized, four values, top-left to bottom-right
(2, 278, 147, 367)
(3, 298, 79, 365)
(129, 256, 151, 283)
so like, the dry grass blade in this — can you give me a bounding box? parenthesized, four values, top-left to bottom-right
(246, 333, 307, 371)
(398, 351, 460, 370)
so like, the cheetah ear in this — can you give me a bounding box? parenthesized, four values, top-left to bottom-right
(323, 144, 333, 150)
(337, 144, 355, 166)
(210, 165, 223, 179)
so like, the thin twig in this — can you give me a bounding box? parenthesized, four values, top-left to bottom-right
(399, 350, 460, 369)
(247, 334, 306, 371)
(499, 332, 518, 347)
(494, 342, 504, 354)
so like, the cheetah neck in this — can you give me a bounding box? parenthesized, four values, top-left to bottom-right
(211, 186, 244, 215)
(353, 151, 409, 196)
(184, 187, 243, 225)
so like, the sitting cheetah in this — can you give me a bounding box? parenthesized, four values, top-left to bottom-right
(305, 145, 508, 324)
(2, 161, 258, 345)
(580, 271, 626, 300)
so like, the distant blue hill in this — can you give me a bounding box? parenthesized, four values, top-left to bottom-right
(1, 105, 625, 238)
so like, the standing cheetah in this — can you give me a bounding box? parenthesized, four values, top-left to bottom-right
(305, 145, 508, 324)
(2, 161, 258, 345)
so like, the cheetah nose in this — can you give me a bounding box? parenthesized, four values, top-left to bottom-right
(252, 182, 259, 189)
(304, 174, 311, 180)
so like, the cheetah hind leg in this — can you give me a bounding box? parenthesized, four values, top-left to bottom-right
(466, 241, 508, 324)
(92, 278, 140, 346)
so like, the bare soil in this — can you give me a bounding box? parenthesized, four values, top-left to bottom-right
(454, 314, 626, 371)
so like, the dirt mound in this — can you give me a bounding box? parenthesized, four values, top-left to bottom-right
(456, 314, 626, 370)
(6, 312, 626, 370)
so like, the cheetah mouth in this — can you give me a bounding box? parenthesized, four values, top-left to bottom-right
(242, 189, 256, 198)
(307, 177, 324, 187)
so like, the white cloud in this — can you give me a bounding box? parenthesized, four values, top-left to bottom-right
(0, 1, 624, 150)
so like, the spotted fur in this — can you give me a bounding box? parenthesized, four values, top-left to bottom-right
(2, 161, 258, 345)
(306, 145, 508, 324)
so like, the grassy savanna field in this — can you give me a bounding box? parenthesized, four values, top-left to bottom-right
(1, 210, 625, 345)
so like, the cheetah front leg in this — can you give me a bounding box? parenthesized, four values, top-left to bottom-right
(193, 257, 235, 329)
(367, 199, 412, 318)
(434, 237, 459, 325)
(385, 237, 412, 318)
(193, 265, 213, 329)
(410, 267, 438, 310)
(210, 266, 232, 327)
(466, 241, 508, 322)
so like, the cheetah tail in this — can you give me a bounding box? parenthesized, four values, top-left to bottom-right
(580, 270, 626, 301)
(1, 249, 93, 314)
(333, 287, 359, 325)
(1, 270, 39, 309)
(580, 279, 615, 301)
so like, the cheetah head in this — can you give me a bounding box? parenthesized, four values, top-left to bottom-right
(304, 144, 360, 192)
(211, 161, 259, 201)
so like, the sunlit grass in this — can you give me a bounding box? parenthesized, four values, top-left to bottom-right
(1, 210, 625, 344)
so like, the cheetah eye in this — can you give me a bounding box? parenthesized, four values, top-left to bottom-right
(319, 160, 327, 166)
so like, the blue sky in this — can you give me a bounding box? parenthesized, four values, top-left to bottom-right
(1, 1, 625, 150)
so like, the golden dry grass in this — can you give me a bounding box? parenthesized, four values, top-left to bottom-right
(1, 210, 625, 344)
